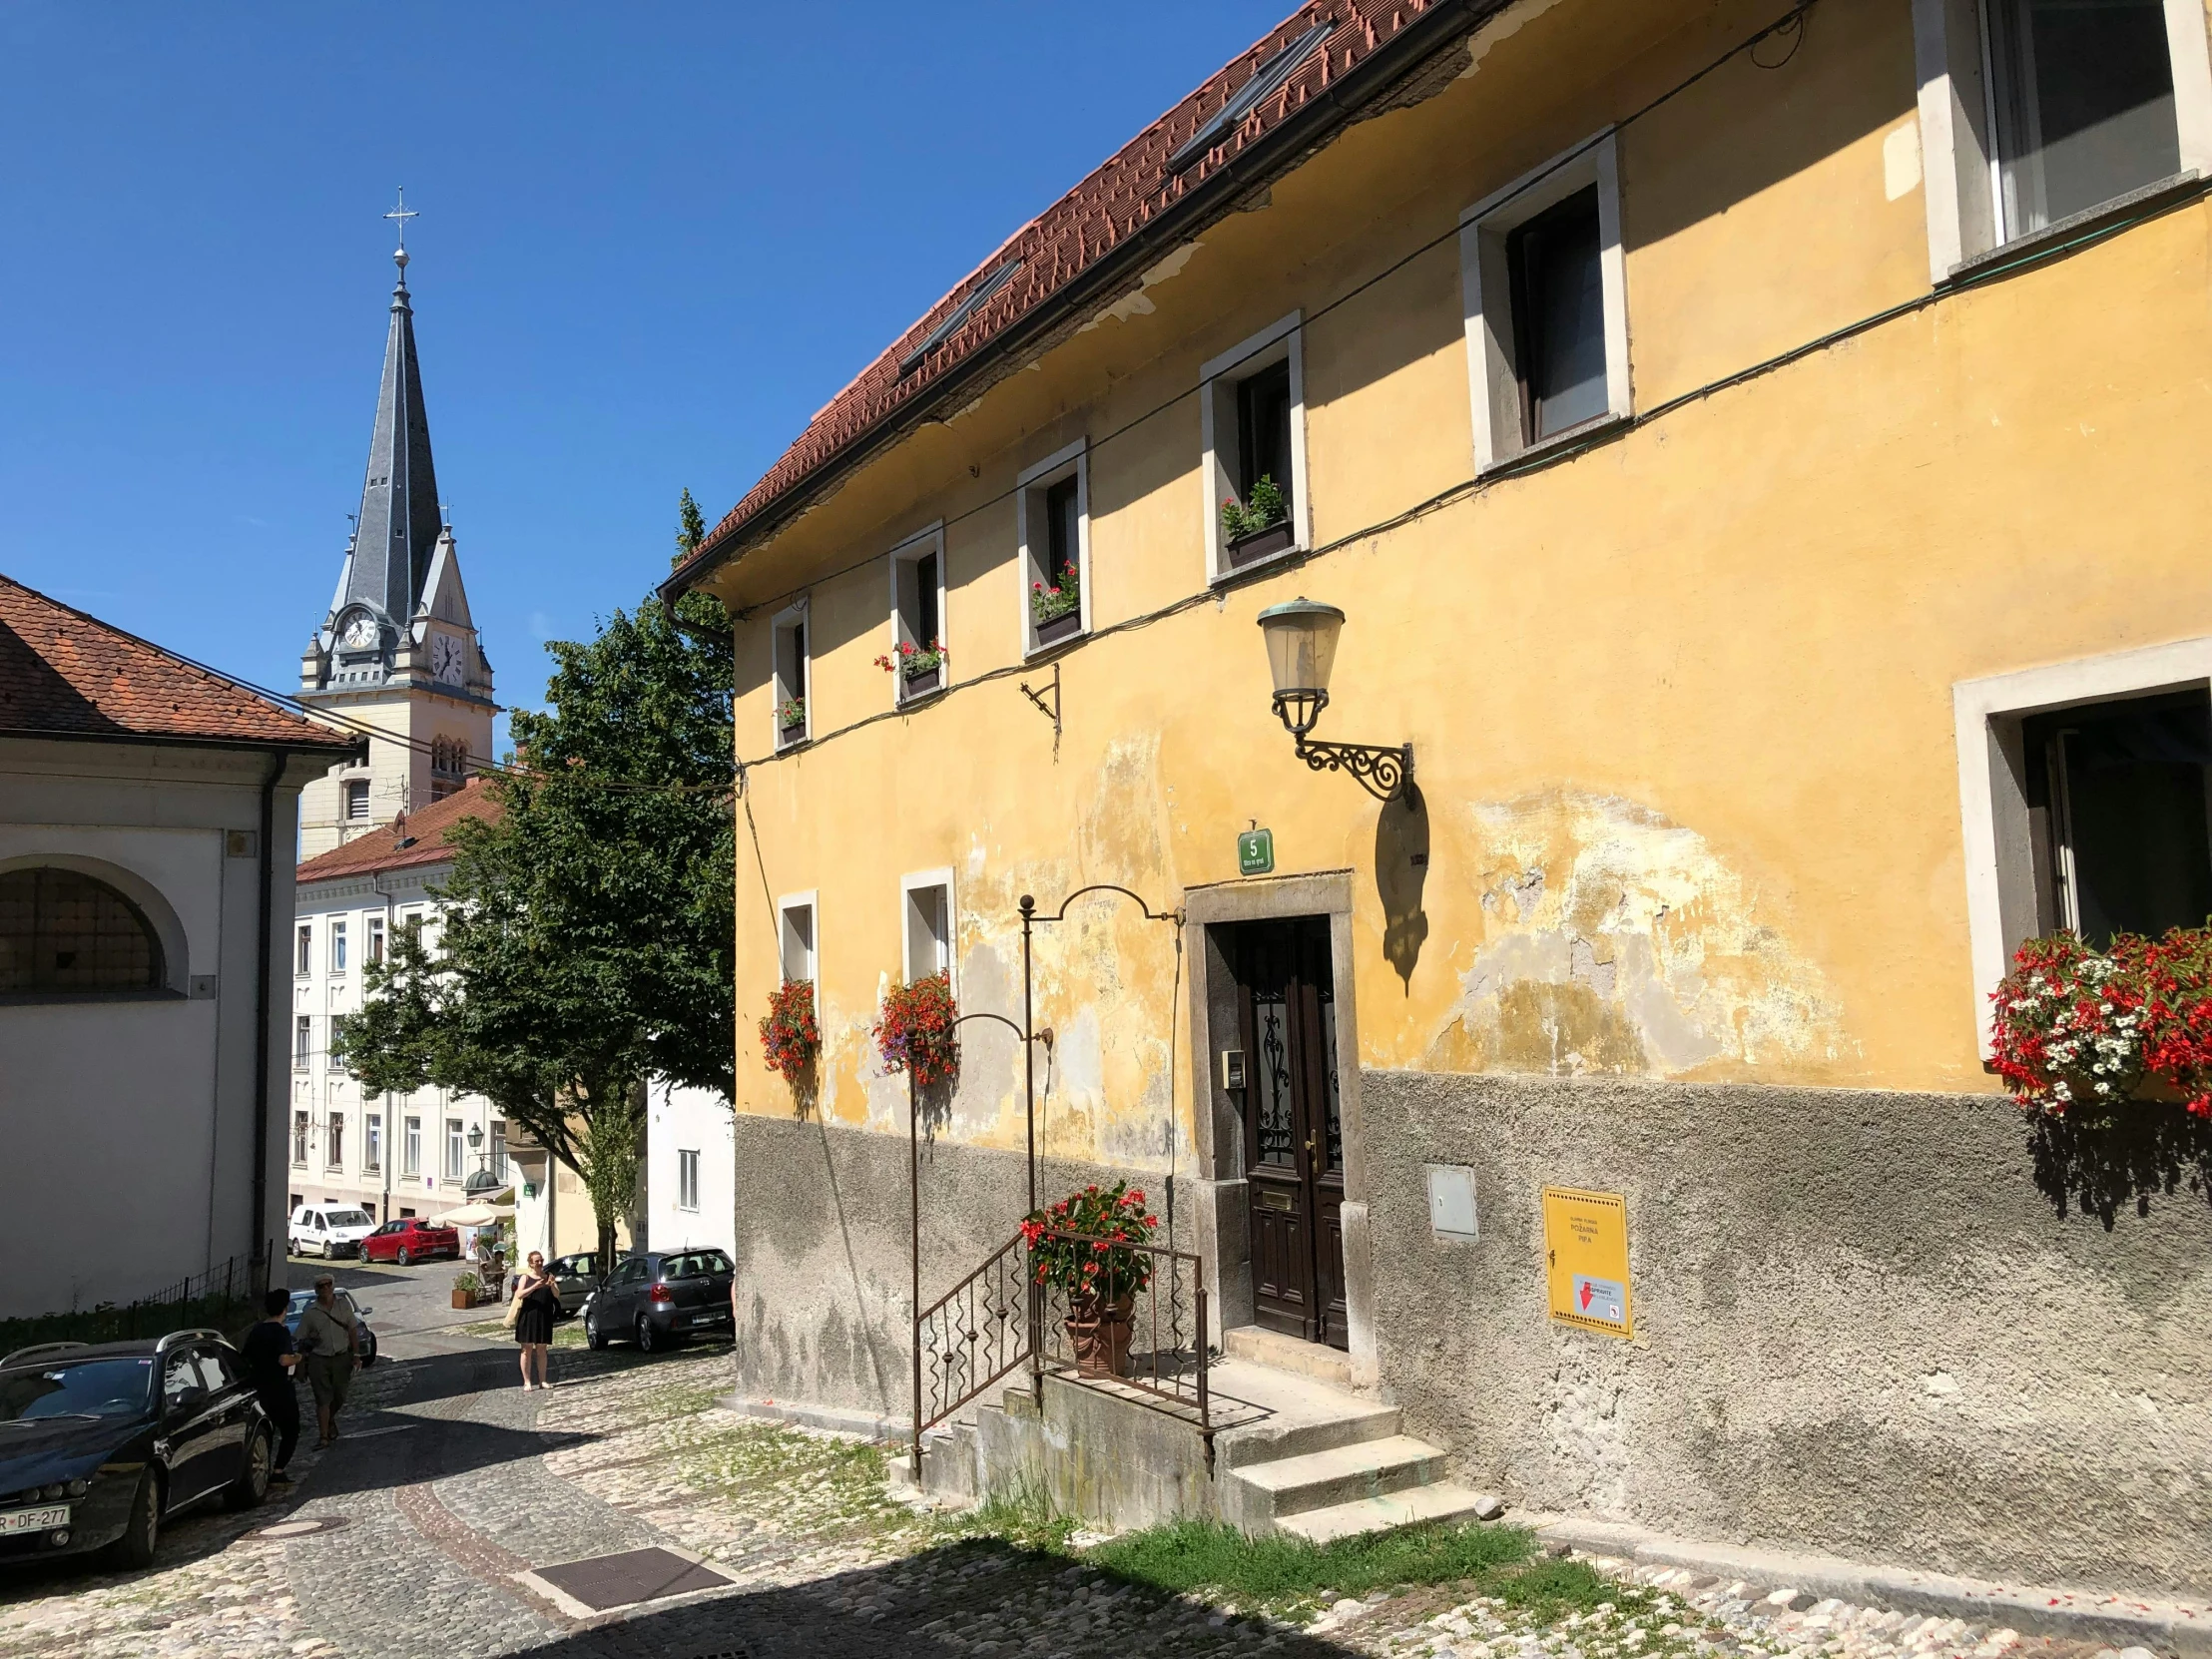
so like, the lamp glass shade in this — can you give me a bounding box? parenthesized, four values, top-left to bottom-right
(1256, 598, 1346, 698)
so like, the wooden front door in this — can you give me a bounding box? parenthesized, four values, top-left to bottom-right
(1228, 916, 1348, 1350)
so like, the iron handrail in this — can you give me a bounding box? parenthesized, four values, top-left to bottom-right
(911, 1230, 1036, 1471)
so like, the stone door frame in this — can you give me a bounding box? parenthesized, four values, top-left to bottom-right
(1182, 867, 1379, 1388)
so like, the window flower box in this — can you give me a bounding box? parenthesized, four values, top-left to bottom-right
(776, 696, 806, 746)
(1226, 520, 1295, 566)
(901, 664, 941, 698)
(875, 640, 947, 701)
(1035, 609, 1083, 647)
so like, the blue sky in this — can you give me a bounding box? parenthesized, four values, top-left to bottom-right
(0, 1, 1288, 735)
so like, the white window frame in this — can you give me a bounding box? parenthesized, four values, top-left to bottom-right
(326, 1110, 345, 1172)
(1459, 129, 1631, 474)
(1952, 635, 2212, 1053)
(1016, 438, 1091, 657)
(293, 1014, 312, 1071)
(1201, 311, 1311, 583)
(295, 922, 312, 977)
(1912, 0, 2212, 281)
(329, 918, 348, 976)
(885, 522, 948, 707)
(777, 889, 819, 985)
(491, 1120, 508, 1180)
(342, 778, 370, 822)
(771, 598, 812, 750)
(366, 913, 385, 967)
(403, 1114, 422, 1179)
(365, 1112, 383, 1174)
(900, 866, 956, 989)
(445, 1117, 465, 1183)
(291, 1110, 309, 1169)
(678, 1148, 701, 1212)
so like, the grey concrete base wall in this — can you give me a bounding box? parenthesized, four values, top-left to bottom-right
(728, 1113, 1208, 1421)
(1361, 1071, 2212, 1598)
(974, 1379, 1218, 1532)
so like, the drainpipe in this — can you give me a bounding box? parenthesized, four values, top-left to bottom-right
(251, 751, 284, 1278)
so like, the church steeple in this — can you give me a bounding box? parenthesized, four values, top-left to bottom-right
(342, 231, 443, 632)
(297, 195, 494, 857)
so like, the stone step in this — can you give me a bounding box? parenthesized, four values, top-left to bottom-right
(1207, 1358, 1402, 1472)
(1222, 1325, 1356, 1390)
(1276, 1481, 1502, 1544)
(1224, 1433, 1449, 1528)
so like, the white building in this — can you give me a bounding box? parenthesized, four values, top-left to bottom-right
(288, 782, 509, 1229)
(646, 1081, 734, 1258)
(0, 574, 359, 1319)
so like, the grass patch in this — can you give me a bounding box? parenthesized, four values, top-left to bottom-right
(1087, 1516, 1541, 1617)
(940, 1482, 1078, 1556)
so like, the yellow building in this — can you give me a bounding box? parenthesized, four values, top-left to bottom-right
(670, 0, 2212, 1596)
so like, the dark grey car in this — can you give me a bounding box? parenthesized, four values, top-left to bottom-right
(543, 1252, 616, 1318)
(581, 1250, 734, 1353)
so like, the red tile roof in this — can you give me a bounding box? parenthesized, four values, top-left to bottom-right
(0, 574, 360, 753)
(671, 0, 1482, 592)
(294, 776, 503, 882)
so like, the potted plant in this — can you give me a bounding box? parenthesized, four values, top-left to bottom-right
(776, 697, 807, 744)
(873, 970, 958, 1086)
(1031, 568, 1082, 647)
(1221, 475, 1294, 566)
(451, 1269, 483, 1310)
(759, 978, 821, 1090)
(874, 639, 949, 698)
(1991, 926, 2212, 1119)
(1021, 1181, 1160, 1379)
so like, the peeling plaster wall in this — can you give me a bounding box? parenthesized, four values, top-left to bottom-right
(1363, 1070, 2212, 1596)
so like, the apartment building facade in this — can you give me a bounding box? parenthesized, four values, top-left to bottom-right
(287, 783, 509, 1229)
(669, 0, 2212, 1596)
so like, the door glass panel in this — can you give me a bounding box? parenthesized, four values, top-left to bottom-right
(1319, 972, 1344, 1174)
(1252, 980, 1297, 1169)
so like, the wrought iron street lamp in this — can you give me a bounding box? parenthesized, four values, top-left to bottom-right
(1256, 597, 1413, 801)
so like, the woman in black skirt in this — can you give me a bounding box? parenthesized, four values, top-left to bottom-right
(513, 1251, 560, 1389)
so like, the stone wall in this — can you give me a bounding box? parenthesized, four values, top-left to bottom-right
(728, 1112, 1206, 1421)
(1359, 1070, 2212, 1597)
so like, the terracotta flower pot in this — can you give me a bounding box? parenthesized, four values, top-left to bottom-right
(1064, 1292, 1135, 1379)
(451, 1290, 475, 1310)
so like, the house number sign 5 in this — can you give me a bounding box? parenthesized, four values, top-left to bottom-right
(1238, 827, 1275, 875)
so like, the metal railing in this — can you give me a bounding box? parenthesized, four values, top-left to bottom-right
(910, 1228, 1209, 1476)
(0, 1242, 276, 1357)
(913, 1231, 1035, 1449)
(1032, 1227, 1208, 1426)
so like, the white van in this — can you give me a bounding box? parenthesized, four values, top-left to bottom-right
(288, 1203, 377, 1259)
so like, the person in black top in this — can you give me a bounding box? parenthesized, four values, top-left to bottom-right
(239, 1286, 301, 1483)
(513, 1251, 559, 1389)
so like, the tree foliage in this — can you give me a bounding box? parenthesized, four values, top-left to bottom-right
(336, 496, 735, 1275)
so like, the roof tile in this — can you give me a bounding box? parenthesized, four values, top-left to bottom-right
(293, 776, 502, 882)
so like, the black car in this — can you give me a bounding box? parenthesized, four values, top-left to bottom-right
(582, 1249, 734, 1353)
(0, 1330, 274, 1569)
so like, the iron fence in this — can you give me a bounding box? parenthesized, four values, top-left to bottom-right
(913, 1231, 1034, 1440)
(0, 1242, 276, 1357)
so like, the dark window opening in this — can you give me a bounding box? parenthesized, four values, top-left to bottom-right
(1044, 476, 1080, 587)
(1507, 185, 1608, 442)
(913, 551, 940, 646)
(2024, 690, 2212, 946)
(343, 779, 370, 822)
(0, 867, 164, 995)
(1235, 360, 1293, 509)
(1990, 0, 2179, 234)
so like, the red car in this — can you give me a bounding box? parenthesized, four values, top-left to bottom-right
(360, 1217, 460, 1266)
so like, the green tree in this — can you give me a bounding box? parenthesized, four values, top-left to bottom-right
(337, 498, 735, 1279)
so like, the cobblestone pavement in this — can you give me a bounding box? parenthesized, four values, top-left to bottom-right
(0, 1336, 2162, 1659)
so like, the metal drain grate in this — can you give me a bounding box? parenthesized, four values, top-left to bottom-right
(534, 1546, 735, 1611)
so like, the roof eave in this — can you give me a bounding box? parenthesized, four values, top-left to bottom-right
(662, 0, 1501, 608)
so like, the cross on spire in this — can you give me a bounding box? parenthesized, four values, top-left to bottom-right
(384, 187, 417, 250)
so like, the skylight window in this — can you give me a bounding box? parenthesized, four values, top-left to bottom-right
(898, 260, 1024, 373)
(1168, 20, 1336, 174)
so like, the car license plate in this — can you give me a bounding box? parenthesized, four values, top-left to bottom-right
(0, 1504, 69, 1535)
(695, 1311, 729, 1325)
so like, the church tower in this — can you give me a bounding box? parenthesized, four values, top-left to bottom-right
(299, 212, 494, 859)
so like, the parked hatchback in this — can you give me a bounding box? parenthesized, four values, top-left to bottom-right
(286, 1204, 376, 1260)
(0, 1331, 273, 1569)
(359, 1217, 459, 1266)
(582, 1250, 734, 1353)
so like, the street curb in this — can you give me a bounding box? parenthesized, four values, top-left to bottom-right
(1524, 1515, 2212, 1657)
(721, 1391, 904, 1441)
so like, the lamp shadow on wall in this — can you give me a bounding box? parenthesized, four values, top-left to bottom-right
(1375, 783, 1429, 992)
(2027, 1103, 2212, 1228)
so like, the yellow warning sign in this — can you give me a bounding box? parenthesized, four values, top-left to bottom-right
(1541, 1186, 1632, 1339)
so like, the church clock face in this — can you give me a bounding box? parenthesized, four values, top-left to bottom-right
(339, 612, 379, 651)
(428, 633, 464, 684)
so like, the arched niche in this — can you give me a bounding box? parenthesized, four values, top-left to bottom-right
(0, 853, 191, 998)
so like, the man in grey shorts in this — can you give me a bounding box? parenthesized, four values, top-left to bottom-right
(296, 1274, 360, 1447)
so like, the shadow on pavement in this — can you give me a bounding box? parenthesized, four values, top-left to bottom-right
(505, 1535, 1367, 1659)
